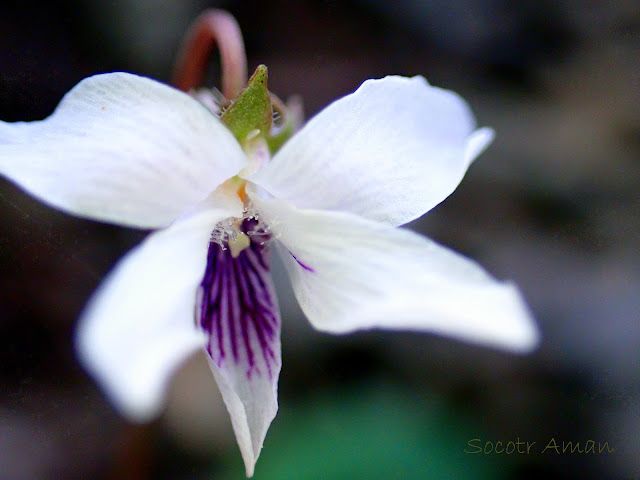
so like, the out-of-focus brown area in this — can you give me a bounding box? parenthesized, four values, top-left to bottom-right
(1, 1, 639, 479)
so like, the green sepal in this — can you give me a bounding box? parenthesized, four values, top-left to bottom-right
(266, 113, 295, 153)
(220, 65, 272, 143)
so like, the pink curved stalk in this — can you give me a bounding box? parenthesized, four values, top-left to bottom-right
(172, 10, 247, 100)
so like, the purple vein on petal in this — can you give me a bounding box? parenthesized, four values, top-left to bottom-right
(289, 252, 314, 272)
(197, 220, 281, 379)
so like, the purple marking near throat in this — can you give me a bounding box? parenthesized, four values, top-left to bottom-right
(290, 252, 315, 272)
(197, 219, 281, 380)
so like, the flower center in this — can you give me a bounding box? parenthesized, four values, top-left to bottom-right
(209, 202, 272, 258)
(209, 131, 272, 257)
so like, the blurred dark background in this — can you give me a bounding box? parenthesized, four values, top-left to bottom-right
(1, 1, 639, 479)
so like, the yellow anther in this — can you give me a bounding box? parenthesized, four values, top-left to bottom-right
(229, 231, 250, 258)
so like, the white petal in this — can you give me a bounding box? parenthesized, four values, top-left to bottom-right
(465, 127, 494, 164)
(248, 75, 492, 226)
(0, 72, 247, 228)
(250, 191, 539, 352)
(76, 190, 244, 421)
(208, 350, 279, 478)
(197, 236, 281, 477)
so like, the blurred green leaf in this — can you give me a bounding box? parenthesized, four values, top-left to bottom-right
(217, 383, 509, 480)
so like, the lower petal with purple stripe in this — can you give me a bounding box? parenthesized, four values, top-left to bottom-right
(196, 225, 281, 477)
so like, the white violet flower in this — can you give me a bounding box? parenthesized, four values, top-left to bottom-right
(0, 69, 538, 476)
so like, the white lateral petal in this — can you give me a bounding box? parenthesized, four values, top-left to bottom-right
(76, 190, 243, 421)
(249, 75, 492, 226)
(250, 190, 539, 352)
(0, 72, 247, 228)
(465, 127, 494, 164)
(198, 238, 281, 477)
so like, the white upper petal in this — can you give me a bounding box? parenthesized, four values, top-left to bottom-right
(76, 190, 243, 421)
(248, 75, 493, 226)
(249, 189, 538, 352)
(0, 72, 247, 228)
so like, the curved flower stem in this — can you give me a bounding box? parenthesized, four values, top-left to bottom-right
(172, 9, 247, 100)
